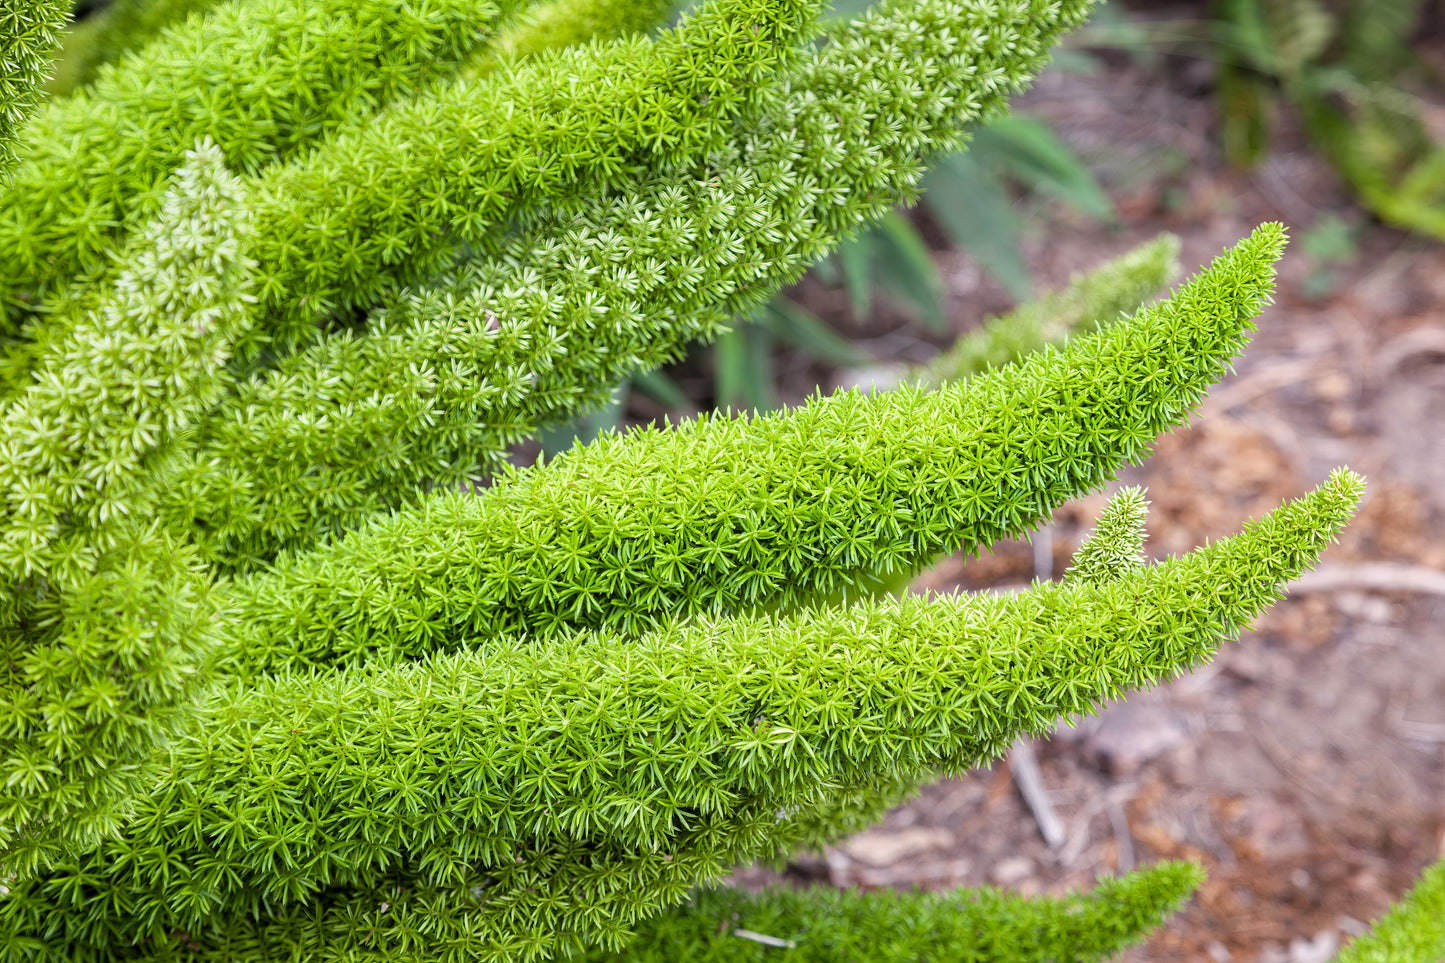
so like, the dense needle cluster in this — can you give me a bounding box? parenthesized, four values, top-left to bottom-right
(0, 0, 1431, 959)
(215, 228, 1286, 681)
(0, 0, 63, 179)
(0, 0, 510, 323)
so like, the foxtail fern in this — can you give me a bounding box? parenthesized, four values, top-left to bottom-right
(0, 0, 1409, 960)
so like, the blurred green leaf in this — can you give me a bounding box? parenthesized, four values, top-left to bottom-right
(759, 300, 864, 365)
(971, 116, 1115, 221)
(1045, 47, 1104, 74)
(810, 253, 842, 287)
(1216, 0, 1280, 75)
(715, 325, 777, 412)
(630, 368, 691, 411)
(1218, 63, 1274, 167)
(539, 385, 628, 457)
(835, 232, 874, 319)
(820, 0, 873, 21)
(873, 211, 948, 332)
(921, 151, 1033, 300)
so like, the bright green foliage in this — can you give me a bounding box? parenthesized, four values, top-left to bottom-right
(0, 0, 1386, 959)
(1066, 486, 1149, 584)
(0, 142, 252, 586)
(1335, 855, 1445, 963)
(0, 144, 249, 875)
(212, 227, 1286, 681)
(241, 0, 824, 352)
(57, 0, 229, 92)
(577, 861, 1205, 962)
(923, 233, 1180, 384)
(0, 472, 1360, 960)
(143, 0, 1129, 573)
(0, 0, 512, 322)
(0, 0, 63, 182)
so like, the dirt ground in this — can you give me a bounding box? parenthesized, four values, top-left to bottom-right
(696, 38, 1445, 963)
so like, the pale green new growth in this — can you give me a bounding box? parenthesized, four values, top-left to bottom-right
(0, 142, 252, 586)
(0, 0, 64, 182)
(0, 144, 247, 875)
(923, 233, 1181, 383)
(1066, 486, 1150, 584)
(1335, 855, 1445, 963)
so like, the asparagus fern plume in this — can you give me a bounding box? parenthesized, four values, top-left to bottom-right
(216, 225, 1288, 681)
(127, 0, 1105, 574)
(0, 143, 249, 875)
(0, 470, 1362, 960)
(923, 232, 1181, 384)
(1335, 854, 1445, 963)
(0, 0, 514, 323)
(0, 0, 1388, 959)
(1066, 486, 1150, 584)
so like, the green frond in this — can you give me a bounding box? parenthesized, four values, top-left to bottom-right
(150, 0, 1119, 573)
(0, 0, 1376, 956)
(923, 233, 1181, 384)
(1065, 486, 1150, 585)
(0, 144, 247, 876)
(0, 471, 1359, 960)
(483, 0, 682, 68)
(0, 0, 512, 323)
(212, 226, 1285, 678)
(0, 0, 65, 183)
(58, 0, 231, 92)
(0, 523, 222, 879)
(0, 142, 252, 584)
(241, 0, 825, 352)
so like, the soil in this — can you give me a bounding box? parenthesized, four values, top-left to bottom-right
(668, 27, 1445, 963)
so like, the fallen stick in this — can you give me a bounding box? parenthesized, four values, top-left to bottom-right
(1009, 737, 1066, 850)
(1290, 562, 1445, 598)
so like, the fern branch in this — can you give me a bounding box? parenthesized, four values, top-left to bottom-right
(482, 0, 682, 68)
(212, 227, 1285, 678)
(0, 0, 513, 322)
(0, 471, 1360, 960)
(577, 862, 1204, 963)
(922, 232, 1181, 384)
(151, 0, 1124, 572)
(0, 143, 252, 585)
(0, 144, 248, 876)
(239, 0, 824, 352)
(1335, 855, 1445, 963)
(61, 0, 233, 91)
(1065, 485, 1150, 585)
